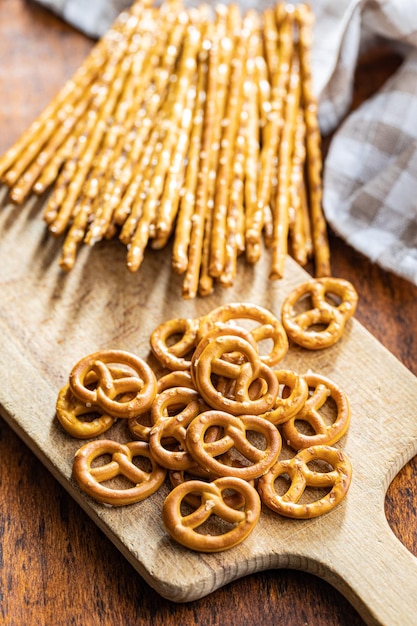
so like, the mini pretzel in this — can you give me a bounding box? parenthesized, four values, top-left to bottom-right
(162, 476, 261, 552)
(56, 382, 117, 439)
(149, 387, 205, 470)
(257, 445, 352, 519)
(168, 465, 255, 510)
(260, 369, 309, 426)
(198, 302, 289, 367)
(281, 278, 358, 349)
(57, 363, 142, 438)
(281, 373, 350, 450)
(69, 349, 157, 418)
(186, 410, 281, 480)
(191, 333, 278, 415)
(150, 317, 200, 371)
(189, 323, 259, 386)
(72, 439, 166, 506)
(127, 371, 195, 442)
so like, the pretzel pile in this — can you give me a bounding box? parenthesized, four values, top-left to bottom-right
(56, 279, 357, 553)
(0, 0, 329, 298)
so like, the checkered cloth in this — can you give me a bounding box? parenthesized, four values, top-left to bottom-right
(35, 0, 417, 285)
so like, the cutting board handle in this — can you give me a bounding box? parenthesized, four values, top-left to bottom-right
(322, 511, 417, 626)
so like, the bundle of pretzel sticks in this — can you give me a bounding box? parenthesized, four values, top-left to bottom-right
(0, 0, 330, 298)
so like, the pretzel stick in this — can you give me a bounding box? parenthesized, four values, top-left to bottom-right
(150, 14, 210, 248)
(171, 23, 212, 274)
(83, 26, 161, 245)
(255, 29, 271, 149)
(300, 172, 313, 256)
(44, 52, 133, 235)
(0, 0, 150, 185)
(119, 15, 192, 245)
(125, 23, 203, 272)
(48, 3, 183, 236)
(57, 7, 163, 269)
(52, 4, 188, 238)
(84, 3, 187, 242)
(270, 53, 300, 280)
(196, 5, 234, 297)
(244, 15, 262, 264)
(8, 88, 95, 204)
(33, 9, 159, 199)
(243, 8, 278, 262)
(181, 15, 222, 299)
(288, 109, 309, 266)
(295, 3, 330, 277)
(114, 10, 190, 228)
(208, 8, 248, 279)
(219, 110, 247, 288)
(151, 77, 198, 249)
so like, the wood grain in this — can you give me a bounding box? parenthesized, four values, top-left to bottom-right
(1, 2, 416, 626)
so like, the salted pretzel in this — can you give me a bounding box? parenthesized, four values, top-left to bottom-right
(260, 369, 309, 425)
(149, 387, 206, 470)
(281, 373, 350, 450)
(168, 465, 255, 510)
(55, 364, 135, 438)
(69, 349, 157, 419)
(197, 302, 289, 366)
(257, 445, 352, 519)
(162, 476, 261, 552)
(186, 410, 281, 481)
(189, 323, 259, 387)
(72, 439, 167, 506)
(191, 333, 278, 416)
(281, 278, 358, 349)
(150, 317, 200, 370)
(56, 382, 117, 439)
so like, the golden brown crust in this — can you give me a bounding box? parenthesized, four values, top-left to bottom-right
(162, 476, 261, 552)
(257, 445, 352, 519)
(73, 439, 167, 506)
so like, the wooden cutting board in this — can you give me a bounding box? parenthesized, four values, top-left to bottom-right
(1, 187, 417, 626)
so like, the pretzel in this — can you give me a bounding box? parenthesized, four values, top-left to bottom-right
(69, 349, 157, 419)
(257, 445, 352, 519)
(162, 476, 261, 552)
(55, 364, 134, 438)
(150, 317, 200, 371)
(260, 368, 309, 425)
(73, 439, 166, 506)
(149, 387, 206, 471)
(198, 302, 289, 367)
(127, 371, 193, 441)
(190, 323, 259, 380)
(281, 373, 351, 450)
(56, 383, 117, 439)
(191, 334, 278, 416)
(186, 410, 281, 480)
(168, 464, 255, 510)
(281, 278, 358, 349)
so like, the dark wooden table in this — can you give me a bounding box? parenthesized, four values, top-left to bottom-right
(1, 2, 416, 625)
